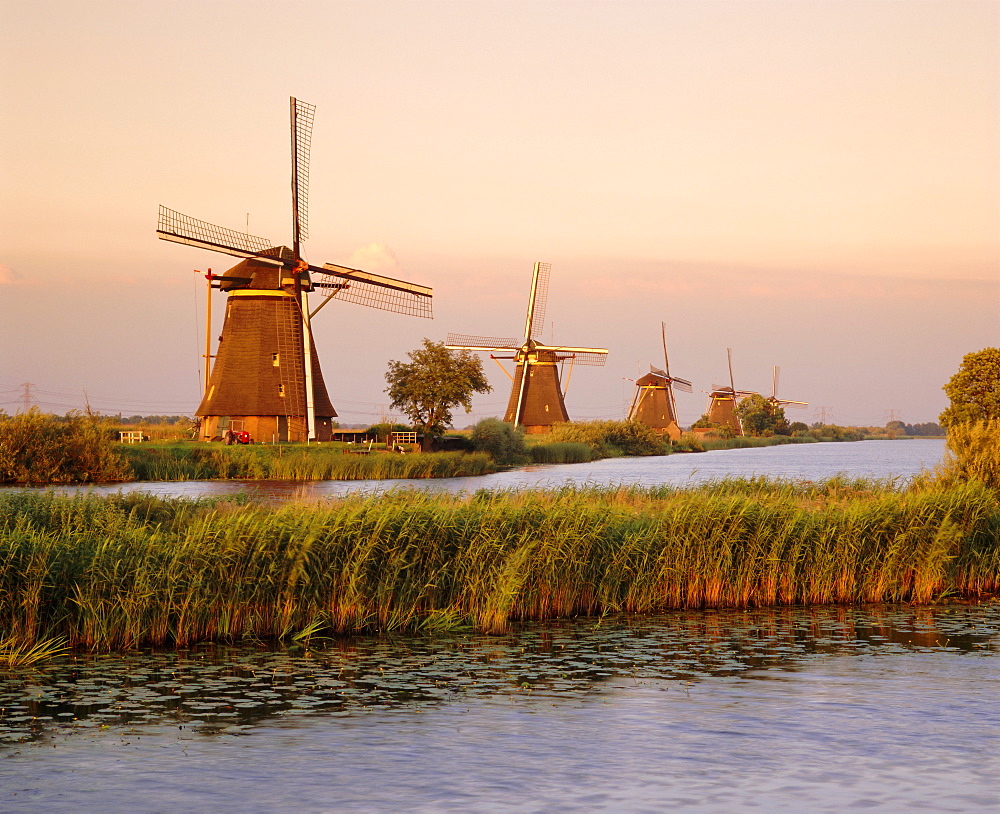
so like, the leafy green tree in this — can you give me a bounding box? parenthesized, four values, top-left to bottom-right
(735, 394, 787, 437)
(940, 348, 1000, 428)
(385, 339, 492, 438)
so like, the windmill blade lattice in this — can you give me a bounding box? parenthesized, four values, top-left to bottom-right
(290, 98, 315, 250)
(526, 262, 551, 340)
(542, 348, 608, 366)
(314, 265, 432, 318)
(446, 333, 522, 350)
(157, 206, 278, 260)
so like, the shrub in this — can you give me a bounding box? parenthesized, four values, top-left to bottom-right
(0, 409, 131, 483)
(470, 418, 528, 464)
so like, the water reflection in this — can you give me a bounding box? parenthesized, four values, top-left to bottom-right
(1, 601, 994, 747)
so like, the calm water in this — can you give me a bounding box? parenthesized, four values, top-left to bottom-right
(28, 439, 946, 504)
(1, 602, 997, 811)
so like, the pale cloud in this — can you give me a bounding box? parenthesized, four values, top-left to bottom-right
(345, 243, 403, 276)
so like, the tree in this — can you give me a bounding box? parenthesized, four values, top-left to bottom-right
(385, 339, 492, 437)
(735, 393, 787, 437)
(940, 348, 1000, 428)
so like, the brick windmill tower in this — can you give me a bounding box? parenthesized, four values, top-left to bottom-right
(446, 262, 607, 433)
(627, 322, 692, 440)
(157, 98, 432, 442)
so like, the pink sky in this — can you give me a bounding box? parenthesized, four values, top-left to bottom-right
(1, 0, 997, 427)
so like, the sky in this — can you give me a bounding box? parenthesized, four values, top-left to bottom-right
(1, 0, 997, 428)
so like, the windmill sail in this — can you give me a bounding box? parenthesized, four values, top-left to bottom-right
(768, 364, 808, 408)
(290, 97, 314, 253)
(157, 207, 278, 260)
(525, 261, 551, 341)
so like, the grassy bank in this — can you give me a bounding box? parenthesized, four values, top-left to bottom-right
(0, 474, 997, 650)
(118, 443, 495, 481)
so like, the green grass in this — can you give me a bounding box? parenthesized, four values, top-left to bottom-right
(0, 475, 996, 651)
(118, 443, 495, 481)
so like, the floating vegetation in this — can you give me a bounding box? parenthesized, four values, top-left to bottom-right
(0, 602, 996, 747)
(0, 478, 997, 650)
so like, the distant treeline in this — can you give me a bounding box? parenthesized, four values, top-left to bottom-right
(884, 421, 944, 437)
(116, 415, 192, 425)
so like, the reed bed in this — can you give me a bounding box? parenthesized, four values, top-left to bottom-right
(0, 477, 996, 651)
(119, 445, 495, 481)
(529, 442, 595, 464)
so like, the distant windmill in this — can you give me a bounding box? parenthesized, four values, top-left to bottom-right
(627, 322, 692, 440)
(768, 366, 808, 411)
(705, 348, 756, 436)
(157, 98, 432, 443)
(446, 262, 608, 433)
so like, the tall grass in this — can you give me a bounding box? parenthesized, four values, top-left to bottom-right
(119, 444, 495, 481)
(544, 420, 670, 457)
(0, 477, 996, 650)
(530, 442, 594, 464)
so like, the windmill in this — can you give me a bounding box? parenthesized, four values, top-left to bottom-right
(445, 262, 607, 433)
(627, 322, 692, 440)
(704, 348, 756, 436)
(767, 366, 809, 412)
(157, 98, 432, 443)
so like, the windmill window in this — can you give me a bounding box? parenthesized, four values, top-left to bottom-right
(278, 385, 285, 397)
(272, 353, 280, 367)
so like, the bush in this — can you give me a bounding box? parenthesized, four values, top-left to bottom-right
(470, 418, 528, 465)
(0, 409, 132, 483)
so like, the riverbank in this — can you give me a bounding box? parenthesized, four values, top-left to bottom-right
(1, 474, 997, 651)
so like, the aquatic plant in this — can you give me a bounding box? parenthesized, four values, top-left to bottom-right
(0, 478, 996, 651)
(529, 442, 593, 464)
(0, 635, 70, 667)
